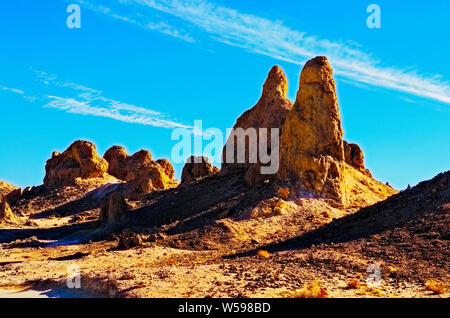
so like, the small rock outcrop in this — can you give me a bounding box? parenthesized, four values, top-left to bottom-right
(181, 156, 219, 184)
(103, 146, 129, 180)
(343, 141, 371, 176)
(278, 56, 345, 202)
(44, 140, 109, 187)
(103, 146, 178, 194)
(0, 180, 18, 200)
(221, 66, 293, 185)
(0, 200, 18, 224)
(3, 188, 24, 206)
(101, 192, 128, 224)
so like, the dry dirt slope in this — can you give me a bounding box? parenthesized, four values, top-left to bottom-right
(0, 171, 448, 298)
(237, 170, 449, 285)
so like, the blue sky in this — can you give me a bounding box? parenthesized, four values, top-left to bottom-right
(0, 0, 449, 189)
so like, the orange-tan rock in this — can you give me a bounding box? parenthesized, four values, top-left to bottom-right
(103, 146, 129, 180)
(218, 57, 395, 207)
(103, 146, 178, 195)
(277, 56, 396, 206)
(0, 200, 18, 224)
(278, 56, 345, 202)
(181, 156, 219, 184)
(221, 65, 293, 185)
(44, 140, 109, 187)
(0, 180, 18, 200)
(343, 141, 372, 176)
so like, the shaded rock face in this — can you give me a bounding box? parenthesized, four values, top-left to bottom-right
(221, 66, 293, 185)
(343, 141, 372, 176)
(101, 192, 128, 224)
(344, 141, 364, 169)
(0, 180, 18, 200)
(103, 146, 178, 195)
(103, 146, 129, 180)
(3, 188, 24, 207)
(181, 156, 219, 184)
(44, 140, 109, 187)
(278, 56, 345, 201)
(156, 159, 175, 180)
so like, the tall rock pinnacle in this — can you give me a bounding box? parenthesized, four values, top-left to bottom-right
(261, 65, 288, 99)
(221, 65, 293, 186)
(278, 56, 345, 201)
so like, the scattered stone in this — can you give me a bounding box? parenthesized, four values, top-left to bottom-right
(24, 219, 38, 227)
(117, 231, 148, 249)
(250, 198, 287, 219)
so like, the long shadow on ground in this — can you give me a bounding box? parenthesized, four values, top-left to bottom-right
(225, 171, 449, 259)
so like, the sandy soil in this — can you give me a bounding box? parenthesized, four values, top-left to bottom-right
(0, 172, 448, 298)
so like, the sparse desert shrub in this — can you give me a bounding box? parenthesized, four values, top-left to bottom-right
(356, 285, 383, 297)
(425, 280, 448, 294)
(291, 280, 328, 298)
(346, 279, 360, 289)
(166, 258, 176, 266)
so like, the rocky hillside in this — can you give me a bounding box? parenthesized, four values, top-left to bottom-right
(0, 180, 17, 200)
(0, 56, 446, 298)
(221, 56, 396, 209)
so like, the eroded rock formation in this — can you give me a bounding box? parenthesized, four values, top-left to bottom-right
(278, 56, 345, 201)
(0, 200, 18, 224)
(0, 180, 18, 200)
(44, 140, 109, 187)
(103, 146, 178, 195)
(181, 156, 219, 184)
(343, 141, 371, 176)
(104, 146, 129, 180)
(101, 192, 128, 224)
(3, 188, 24, 206)
(218, 56, 395, 207)
(221, 65, 293, 185)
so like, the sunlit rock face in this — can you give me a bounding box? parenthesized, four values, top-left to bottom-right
(44, 140, 109, 187)
(103, 146, 178, 195)
(278, 56, 345, 202)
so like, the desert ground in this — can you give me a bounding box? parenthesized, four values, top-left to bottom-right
(0, 57, 448, 298)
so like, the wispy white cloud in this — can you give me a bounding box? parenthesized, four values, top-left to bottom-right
(72, 0, 195, 42)
(1, 85, 24, 95)
(7, 68, 193, 129)
(45, 95, 189, 128)
(84, 0, 450, 105)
